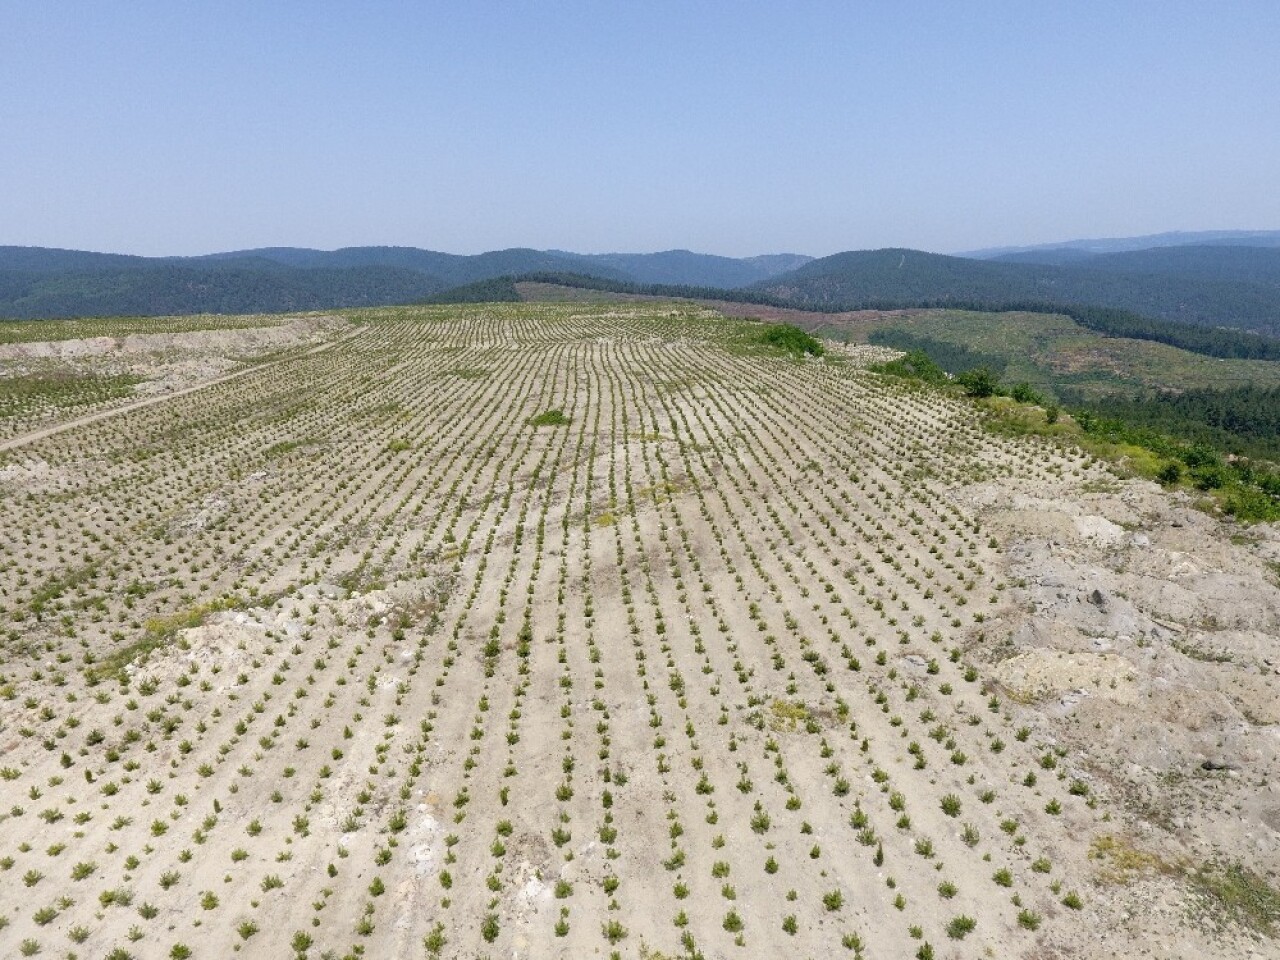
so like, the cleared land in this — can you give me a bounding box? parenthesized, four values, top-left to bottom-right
(850, 309, 1280, 397)
(0, 303, 1277, 960)
(518, 284, 1280, 397)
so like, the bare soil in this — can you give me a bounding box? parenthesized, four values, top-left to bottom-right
(0, 303, 1275, 960)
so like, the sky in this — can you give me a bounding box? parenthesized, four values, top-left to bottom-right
(2, 1, 1278, 258)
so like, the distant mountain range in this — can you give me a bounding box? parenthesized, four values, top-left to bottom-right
(0, 246, 811, 320)
(550, 250, 812, 288)
(748, 245, 1280, 336)
(3, 235, 1280, 340)
(962, 229, 1280, 260)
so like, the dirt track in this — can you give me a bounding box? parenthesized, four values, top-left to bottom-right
(0, 325, 360, 453)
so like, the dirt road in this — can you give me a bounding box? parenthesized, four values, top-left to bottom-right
(0, 326, 362, 453)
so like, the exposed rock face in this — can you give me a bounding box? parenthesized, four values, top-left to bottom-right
(957, 478, 1280, 900)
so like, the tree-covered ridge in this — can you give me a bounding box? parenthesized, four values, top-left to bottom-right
(879, 301, 1280, 361)
(0, 246, 810, 319)
(753, 248, 1280, 339)
(552, 250, 812, 288)
(441, 270, 799, 306)
(866, 329, 1008, 377)
(1045, 245, 1280, 285)
(1057, 304, 1280, 360)
(1061, 385, 1280, 462)
(0, 264, 443, 320)
(425, 277, 522, 304)
(0, 249, 622, 319)
(7, 243, 1280, 369)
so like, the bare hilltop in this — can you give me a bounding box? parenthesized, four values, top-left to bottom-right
(0, 302, 1276, 959)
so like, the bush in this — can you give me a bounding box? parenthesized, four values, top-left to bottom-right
(946, 915, 977, 939)
(957, 367, 1000, 398)
(1192, 465, 1228, 490)
(529, 409, 570, 427)
(871, 349, 948, 385)
(760, 324, 824, 357)
(1010, 382, 1045, 405)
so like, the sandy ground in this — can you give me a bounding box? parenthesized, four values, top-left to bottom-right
(0, 315, 349, 444)
(0, 324, 361, 454)
(0, 303, 1275, 960)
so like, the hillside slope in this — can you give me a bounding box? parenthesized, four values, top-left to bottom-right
(1042, 245, 1280, 285)
(551, 249, 811, 287)
(0, 264, 442, 319)
(0, 248, 626, 319)
(754, 248, 1280, 336)
(0, 246, 810, 318)
(200, 246, 632, 287)
(967, 228, 1280, 258)
(0, 303, 1274, 960)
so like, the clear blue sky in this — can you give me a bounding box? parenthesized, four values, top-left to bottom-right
(2, 1, 1278, 257)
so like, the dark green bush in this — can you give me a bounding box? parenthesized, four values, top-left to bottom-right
(760, 324, 824, 357)
(957, 368, 1000, 398)
(529, 409, 570, 427)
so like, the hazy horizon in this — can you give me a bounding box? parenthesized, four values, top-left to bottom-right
(4, 2, 1278, 258)
(6, 228, 1280, 263)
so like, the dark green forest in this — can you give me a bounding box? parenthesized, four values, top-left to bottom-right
(866, 329, 1009, 376)
(752, 248, 1280, 339)
(872, 302, 1280, 361)
(425, 277, 522, 303)
(1062, 386, 1280, 461)
(0, 246, 810, 319)
(996, 244, 1280, 284)
(0, 265, 443, 319)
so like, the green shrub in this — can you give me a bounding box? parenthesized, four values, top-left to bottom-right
(760, 324, 824, 357)
(946, 915, 976, 939)
(529, 409, 570, 427)
(957, 368, 1000, 398)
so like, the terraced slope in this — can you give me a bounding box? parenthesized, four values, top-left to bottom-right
(0, 304, 1274, 959)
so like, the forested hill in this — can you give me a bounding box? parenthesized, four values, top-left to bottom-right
(0, 263, 444, 319)
(0, 247, 625, 319)
(967, 229, 1280, 259)
(1013, 245, 1280, 285)
(5, 241, 1280, 335)
(752, 248, 1280, 337)
(548, 250, 812, 287)
(193, 247, 634, 288)
(0, 246, 809, 319)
